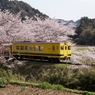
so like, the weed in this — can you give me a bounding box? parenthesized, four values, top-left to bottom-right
(39, 82, 52, 89)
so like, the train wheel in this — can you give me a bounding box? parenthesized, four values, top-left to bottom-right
(54, 58, 60, 63)
(49, 58, 55, 62)
(48, 58, 52, 62)
(15, 56, 19, 60)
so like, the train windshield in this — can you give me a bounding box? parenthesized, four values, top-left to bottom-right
(60, 45, 71, 50)
(68, 46, 71, 50)
(61, 46, 64, 50)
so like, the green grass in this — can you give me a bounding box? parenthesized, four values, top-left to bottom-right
(0, 78, 6, 88)
(9, 80, 95, 95)
(73, 46, 90, 51)
(1, 50, 95, 95)
(73, 46, 95, 52)
(26, 60, 70, 68)
(53, 64, 70, 68)
(10, 80, 39, 87)
(38, 82, 95, 95)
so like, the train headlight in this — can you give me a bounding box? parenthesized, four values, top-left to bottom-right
(68, 54, 71, 56)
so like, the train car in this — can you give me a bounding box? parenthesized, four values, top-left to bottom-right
(1, 43, 12, 58)
(10, 41, 71, 62)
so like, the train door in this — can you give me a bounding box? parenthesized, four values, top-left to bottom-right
(67, 45, 71, 57)
(60, 44, 67, 57)
(51, 45, 55, 53)
(50, 45, 58, 55)
(48, 45, 55, 54)
(64, 45, 68, 57)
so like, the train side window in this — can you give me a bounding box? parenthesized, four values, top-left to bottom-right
(39, 46, 43, 51)
(34, 46, 38, 51)
(30, 46, 33, 50)
(52, 46, 55, 51)
(16, 46, 19, 50)
(21, 46, 24, 50)
(68, 46, 71, 50)
(25, 46, 28, 50)
(61, 46, 64, 50)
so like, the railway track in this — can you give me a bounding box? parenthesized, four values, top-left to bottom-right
(0, 55, 93, 67)
(4, 54, 95, 67)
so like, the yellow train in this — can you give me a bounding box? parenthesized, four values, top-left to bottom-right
(4, 41, 72, 62)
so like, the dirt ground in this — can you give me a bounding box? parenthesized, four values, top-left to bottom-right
(0, 85, 81, 95)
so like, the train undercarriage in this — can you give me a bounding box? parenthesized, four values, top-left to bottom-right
(13, 55, 71, 63)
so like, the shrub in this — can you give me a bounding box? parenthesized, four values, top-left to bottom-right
(0, 78, 7, 88)
(39, 82, 52, 89)
(53, 84, 64, 90)
(40, 67, 95, 91)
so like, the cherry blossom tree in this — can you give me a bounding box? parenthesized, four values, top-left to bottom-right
(22, 17, 75, 42)
(0, 10, 22, 43)
(71, 46, 95, 65)
(0, 10, 76, 43)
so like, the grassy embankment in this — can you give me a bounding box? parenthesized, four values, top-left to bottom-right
(0, 46, 95, 94)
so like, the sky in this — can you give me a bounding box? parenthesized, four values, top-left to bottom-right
(19, 0, 95, 21)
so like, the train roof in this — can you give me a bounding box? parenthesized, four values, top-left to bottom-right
(2, 43, 12, 46)
(13, 41, 71, 45)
